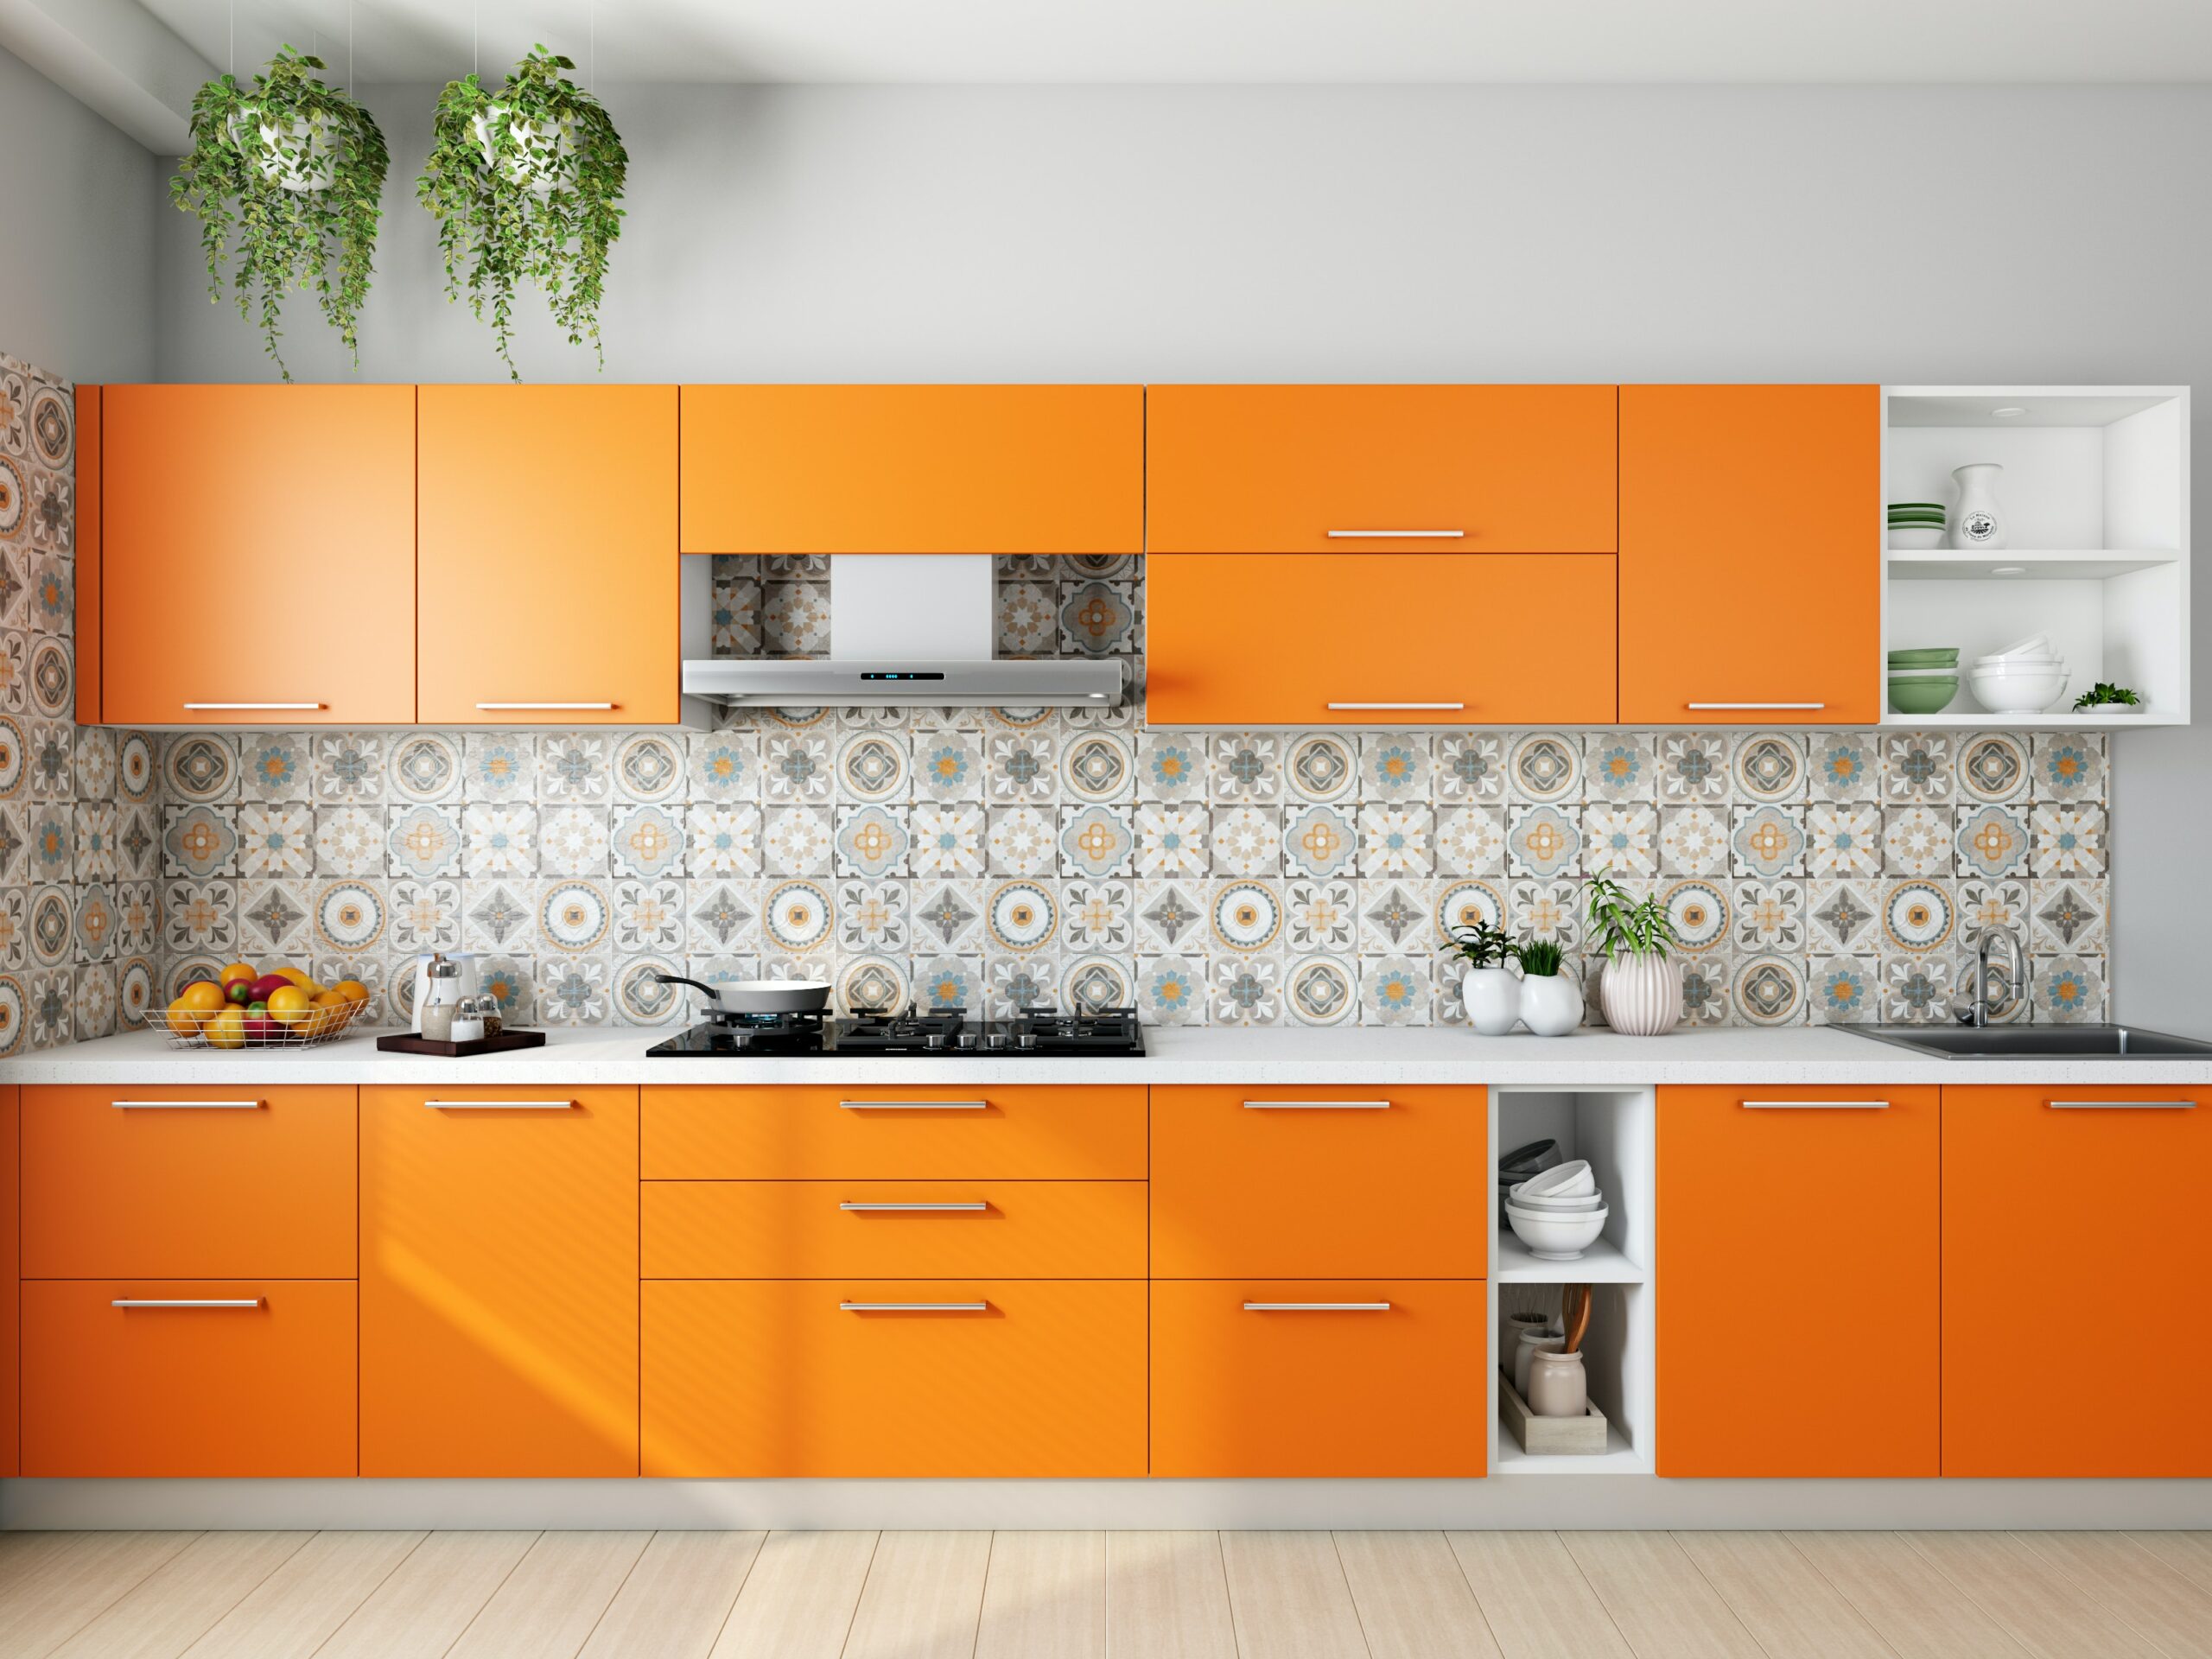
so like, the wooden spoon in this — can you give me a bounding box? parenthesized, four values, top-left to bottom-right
(1561, 1284, 1592, 1354)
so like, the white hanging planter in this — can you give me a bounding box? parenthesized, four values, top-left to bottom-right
(227, 107, 339, 192)
(472, 104, 576, 195)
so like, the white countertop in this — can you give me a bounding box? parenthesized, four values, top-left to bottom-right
(9, 1025, 2210, 1087)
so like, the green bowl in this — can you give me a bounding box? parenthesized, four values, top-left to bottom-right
(1887, 675, 1960, 715)
(1886, 647, 1961, 668)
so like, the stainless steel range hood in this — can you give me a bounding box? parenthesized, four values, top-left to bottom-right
(683, 556, 1126, 708)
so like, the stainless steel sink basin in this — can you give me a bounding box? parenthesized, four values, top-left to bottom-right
(1841, 1024, 2212, 1059)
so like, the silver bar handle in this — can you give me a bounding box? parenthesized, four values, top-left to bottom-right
(838, 1099, 988, 1110)
(1742, 1099, 1891, 1109)
(424, 1099, 576, 1110)
(839, 1202, 989, 1212)
(112, 1099, 263, 1110)
(475, 702, 617, 710)
(112, 1299, 263, 1309)
(1326, 702, 1465, 711)
(2049, 1099, 2197, 1109)
(1243, 1302, 1392, 1313)
(840, 1301, 990, 1313)
(1243, 1099, 1392, 1110)
(1686, 702, 1826, 710)
(181, 702, 323, 710)
(1326, 530, 1465, 539)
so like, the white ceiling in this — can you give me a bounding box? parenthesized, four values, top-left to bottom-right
(130, 0, 2212, 85)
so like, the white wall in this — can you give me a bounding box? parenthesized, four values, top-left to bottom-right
(141, 83, 2212, 1028)
(0, 41, 157, 382)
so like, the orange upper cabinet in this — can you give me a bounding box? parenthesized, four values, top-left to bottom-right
(1943, 1084, 2212, 1477)
(1145, 551, 1617, 725)
(1656, 1084, 1940, 1477)
(679, 385, 1143, 554)
(100, 385, 416, 725)
(360, 1085, 640, 1477)
(419, 385, 678, 724)
(1147, 385, 1617, 553)
(1620, 385, 1880, 725)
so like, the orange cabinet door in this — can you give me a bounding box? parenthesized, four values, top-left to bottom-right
(1146, 553, 1617, 726)
(1619, 385, 1880, 724)
(680, 385, 1142, 554)
(643, 1084, 1147, 1179)
(1147, 385, 1617, 554)
(1151, 1281, 1485, 1476)
(1, 1086, 15, 1477)
(643, 1181, 1148, 1279)
(418, 385, 679, 724)
(643, 1280, 1147, 1476)
(1656, 1084, 1939, 1477)
(100, 385, 416, 725)
(1152, 1085, 1486, 1276)
(73, 386, 101, 724)
(360, 1085, 639, 1477)
(22, 1085, 355, 1279)
(1944, 1084, 2212, 1477)
(22, 1281, 356, 1476)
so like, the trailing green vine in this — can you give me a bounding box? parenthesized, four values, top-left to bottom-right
(169, 48, 388, 379)
(418, 46, 628, 377)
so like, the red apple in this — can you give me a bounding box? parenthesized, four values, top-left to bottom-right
(226, 979, 254, 1005)
(246, 974, 292, 1003)
(243, 1014, 283, 1045)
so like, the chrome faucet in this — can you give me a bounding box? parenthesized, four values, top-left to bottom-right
(1968, 925, 2025, 1027)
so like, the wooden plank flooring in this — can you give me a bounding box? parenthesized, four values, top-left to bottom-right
(0, 1529, 2206, 1659)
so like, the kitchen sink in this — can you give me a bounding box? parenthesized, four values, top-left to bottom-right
(1840, 1024, 2212, 1059)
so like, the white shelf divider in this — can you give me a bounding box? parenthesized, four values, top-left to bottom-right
(1495, 1230, 1646, 1284)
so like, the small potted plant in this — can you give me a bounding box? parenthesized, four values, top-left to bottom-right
(1440, 920, 1520, 1035)
(1514, 938, 1583, 1038)
(2073, 681, 2144, 714)
(1585, 867, 1682, 1036)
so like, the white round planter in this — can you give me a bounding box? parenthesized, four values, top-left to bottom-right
(1599, 953, 1683, 1036)
(473, 105, 576, 195)
(1460, 966, 1520, 1036)
(1517, 970, 1584, 1037)
(227, 108, 338, 192)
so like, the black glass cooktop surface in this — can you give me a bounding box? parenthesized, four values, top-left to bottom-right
(645, 1007, 1145, 1058)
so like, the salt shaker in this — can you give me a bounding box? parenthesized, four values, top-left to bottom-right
(449, 995, 486, 1046)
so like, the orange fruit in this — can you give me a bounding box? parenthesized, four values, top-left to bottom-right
(273, 966, 324, 995)
(331, 979, 371, 1007)
(267, 984, 313, 1026)
(218, 961, 258, 990)
(164, 997, 210, 1037)
(179, 981, 226, 1016)
(310, 990, 354, 1033)
(206, 1007, 247, 1049)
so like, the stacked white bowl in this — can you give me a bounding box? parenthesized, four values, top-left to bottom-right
(1967, 633, 2070, 716)
(1504, 1160, 1608, 1262)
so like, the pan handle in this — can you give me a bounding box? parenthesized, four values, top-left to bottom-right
(651, 972, 721, 1006)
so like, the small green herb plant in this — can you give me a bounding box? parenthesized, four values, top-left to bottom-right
(169, 48, 388, 378)
(1440, 920, 1519, 971)
(2073, 681, 2143, 710)
(1585, 867, 1679, 961)
(1516, 938, 1567, 978)
(418, 45, 628, 377)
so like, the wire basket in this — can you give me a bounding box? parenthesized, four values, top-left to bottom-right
(163, 1001, 367, 1051)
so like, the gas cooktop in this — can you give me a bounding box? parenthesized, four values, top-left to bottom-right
(644, 1006, 1146, 1058)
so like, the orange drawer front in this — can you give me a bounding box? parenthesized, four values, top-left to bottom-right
(22, 1085, 357, 1279)
(643, 1280, 1147, 1477)
(644, 1084, 1147, 1179)
(22, 1281, 357, 1477)
(1151, 1085, 1485, 1277)
(643, 1181, 1147, 1279)
(1151, 1281, 1487, 1476)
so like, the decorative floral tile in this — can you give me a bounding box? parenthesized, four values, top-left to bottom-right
(1662, 879, 1730, 953)
(1435, 878, 1505, 939)
(1882, 880, 1956, 952)
(1807, 880, 1882, 953)
(1955, 804, 2030, 880)
(2030, 803, 2105, 876)
(1357, 880, 1433, 954)
(1732, 732, 1808, 803)
(762, 579, 830, 655)
(1804, 801, 1883, 880)
(1955, 733, 2031, 804)
(1136, 880, 1207, 951)
(996, 581, 1057, 655)
(1061, 880, 1132, 952)
(162, 804, 236, 879)
(1364, 804, 1440, 877)
(1808, 734, 1878, 803)
(1581, 803, 1657, 878)
(313, 880, 385, 954)
(1207, 805, 1281, 877)
(385, 804, 462, 880)
(835, 804, 910, 879)
(688, 731, 759, 800)
(837, 880, 908, 953)
(387, 733, 461, 804)
(1058, 579, 1137, 656)
(986, 805, 1057, 876)
(1807, 955, 1878, 1024)
(687, 880, 760, 954)
(1135, 732, 1205, 802)
(538, 734, 612, 803)
(1882, 733, 1954, 802)
(2031, 734, 2104, 803)
(389, 880, 462, 953)
(1882, 804, 1955, 877)
(1209, 951, 1284, 1027)
(762, 806, 833, 876)
(73, 801, 118, 882)
(1431, 804, 1505, 878)
(163, 734, 238, 804)
(238, 734, 310, 804)
(313, 804, 384, 876)
(1507, 878, 1581, 947)
(614, 953, 690, 1025)
(613, 732, 685, 804)
(1506, 804, 1580, 879)
(1729, 804, 1806, 879)
(613, 879, 686, 955)
(610, 803, 684, 880)
(1361, 954, 1430, 1027)
(1138, 954, 1205, 1025)
(464, 803, 539, 878)
(1880, 952, 1955, 1023)
(1285, 732, 1358, 804)
(1508, 732, 1580, 804)
(1732, 953, 1807, 1025)
(985, 879, 1058, 953)
(1656, 732, 1728, 803)
(2031, 878, 2107, 955)
(912, 734, 983, 803)
(2032, 954, 2103, 1022)
(1133, 802, 1209, 878)
(1955, 878, 2029, 942)
(763, 732, 832, 803)
(1434, 733, 1507, 802)
(1657, 805, 1731, 876)
(910, 804, 986, 879)
(1732, 880, 1805, 953)
(537, 878, 613, 954)
(1282, 803, 1358, 880)
(836, 730, 909, 804)
(464, 880, 536, 950)
(1215, 732, 1287, 801)
(1208, 879, 1284, 952)
(311, 732, 384, 803)
(1286, 878, 1360, 955)
(982, 732, 1055, 804)
(1060, 731, 1135, 804)
(1357, 734, 1427, 801)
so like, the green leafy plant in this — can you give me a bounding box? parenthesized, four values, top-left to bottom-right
(1584, 867, 1679, 961)
(418, 45, 628, 377)
(2073, 681, 2142, 709)
(1440, 920, 1519, 971)
(1516, 938, 1566, 978)
(168, 48, 388, 378)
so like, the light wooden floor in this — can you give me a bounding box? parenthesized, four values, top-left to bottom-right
(3, 1529, 2209, 1659)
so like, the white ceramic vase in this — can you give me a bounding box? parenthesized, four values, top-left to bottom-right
(227, 109, 339, 192)
(1948, 462, 2007, 550)
(474, 105, 577, 195)
(1518, 969, 1584, 1037)
(1460, 966, 1520, 1036)
(1600, 953, 1682, 1036)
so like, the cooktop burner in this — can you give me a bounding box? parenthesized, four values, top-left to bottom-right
(645, 1006, 1146, 1058)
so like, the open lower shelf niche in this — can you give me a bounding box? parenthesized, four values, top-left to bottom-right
(1495, 1424, 1649, 1476)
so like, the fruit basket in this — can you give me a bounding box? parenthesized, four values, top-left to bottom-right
(164, 1001, 366, 1050)
(162, 963, 372, 1050)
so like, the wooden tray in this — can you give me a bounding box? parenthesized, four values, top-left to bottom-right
(376, 1029, 547, 1058)
(1499, 1368, 1610, 1455)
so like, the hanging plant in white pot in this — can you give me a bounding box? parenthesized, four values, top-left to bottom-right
(1585, 867, 1684, 1036)
(168, 47, 388, 378)
(418, 45, 628, 377)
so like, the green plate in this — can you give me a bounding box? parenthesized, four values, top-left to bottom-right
(1886, 502, 1944, 510)
(1887, 648, 1960, 667)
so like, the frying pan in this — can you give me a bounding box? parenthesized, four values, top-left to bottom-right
(652, 972, 832, 1016)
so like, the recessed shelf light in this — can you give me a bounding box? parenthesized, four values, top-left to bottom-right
(1992, 406, 2027, 417)
(1991, 565, 2028, 575)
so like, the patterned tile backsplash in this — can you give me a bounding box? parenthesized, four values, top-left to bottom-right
(0, 353, 2114, 1045)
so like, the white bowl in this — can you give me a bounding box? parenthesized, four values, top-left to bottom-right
(1968, 664, 2069, 715)
(1989, 633, 2052, 660)
(1504, 1204, 1609, 1262)
(1886, 526, 1945, 550)
(1972, 653, 2063, 669)
(1513, 1159, 1595, 1200)
(1507, 1186, 1606, 1212)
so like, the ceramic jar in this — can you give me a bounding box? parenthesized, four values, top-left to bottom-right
(1461, 967, 1520, 1036)
(1948, 461, 2007, 550)
(1501, 1310, 1554, 1377)
(1518, 969, 1584, 1037)
(1515, 1331, 1565, 1397)
(1599, 953, 1681, 1036)
(1526, 1348, 1590, 1419)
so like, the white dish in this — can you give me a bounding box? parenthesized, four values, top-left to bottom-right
(1885, 526, 1945, 550)
(1504, 1204, 1609, 1261)
(1972, 654, 2063, 669)
(1885, 666, 1961, 679)
(1506, 1187, 1606, 1212)
(1512, 1159, 1595, 1200)
(1968, 663, 2069, 715)
(1988, 632, 2052, 659)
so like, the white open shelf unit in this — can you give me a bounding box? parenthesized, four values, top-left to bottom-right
(1882, 385, 2190, 727)
(1490, 1088, 1655, 1476)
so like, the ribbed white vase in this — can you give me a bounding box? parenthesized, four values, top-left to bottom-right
(1599, 953, 1682, 1036)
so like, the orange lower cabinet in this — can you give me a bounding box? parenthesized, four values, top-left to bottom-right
(360, 1086, 639, 1477)
(1657, 1084, 1939, 1477)
(642, 1280, 1147, 1477)
(1150, 1281, 1487, 1476)
(22, 1281, 356, 1476)
(1, 1086, 16, 1476)
(1943, 1084, 2212, 1477)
